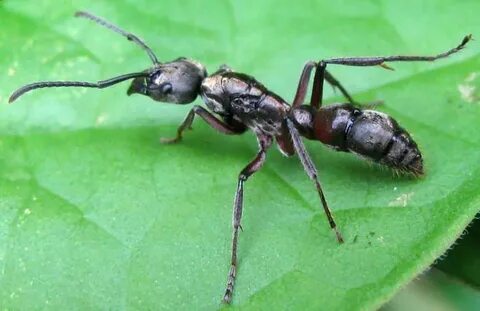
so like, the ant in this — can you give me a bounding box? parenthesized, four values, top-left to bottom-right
(9, 11, 472, 304)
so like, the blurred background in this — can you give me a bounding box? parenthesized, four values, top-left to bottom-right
(384, 216, 480, 311)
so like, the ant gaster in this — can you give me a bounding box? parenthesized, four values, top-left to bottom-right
(9, 11, 472, 304)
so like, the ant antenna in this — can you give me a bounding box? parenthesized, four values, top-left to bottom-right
(9, 72, 150, 103)
(75, 11, 160, 65)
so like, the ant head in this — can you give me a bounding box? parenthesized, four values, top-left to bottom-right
(127, 58, 207, 104)
(9, 13, 211, 105)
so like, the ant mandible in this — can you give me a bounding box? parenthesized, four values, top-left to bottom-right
(9, 11, 472, 304)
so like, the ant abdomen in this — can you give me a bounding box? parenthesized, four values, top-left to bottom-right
(291, 104, 424, 175)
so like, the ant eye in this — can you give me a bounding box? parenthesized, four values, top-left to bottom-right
(352, 109, 362, 117)
(149, 71, 162, 84)
(160, 83, 172, 94)
(232, 97, 243, 105)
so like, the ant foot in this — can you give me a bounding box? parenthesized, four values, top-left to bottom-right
(160, 136, 182, 144)
(222, 264, 236, 304)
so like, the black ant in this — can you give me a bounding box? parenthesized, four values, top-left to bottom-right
(9, 11, 472, 304)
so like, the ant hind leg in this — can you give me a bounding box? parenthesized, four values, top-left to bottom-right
(291, 61, 359, 110)
(322, 35, 472, 68)
(285, 118, 343, 243)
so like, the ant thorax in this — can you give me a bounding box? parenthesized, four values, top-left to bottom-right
(201, 71, 289, 136)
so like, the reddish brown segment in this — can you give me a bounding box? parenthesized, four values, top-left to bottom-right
(313, 109, 335, 146)
(291, 103, 424, 175)
(313, 105, 351, 151)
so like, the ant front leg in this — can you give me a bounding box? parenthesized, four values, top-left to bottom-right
(160, 105, 246, 144)
(223, 135, 272, 304)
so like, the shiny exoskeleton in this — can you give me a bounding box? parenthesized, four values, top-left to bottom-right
(291, 103, 423, 174)
(9, 11, 471, 304)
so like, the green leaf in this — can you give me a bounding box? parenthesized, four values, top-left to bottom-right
(1, 1, 479, 310)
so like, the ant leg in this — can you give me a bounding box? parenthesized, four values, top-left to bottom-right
(160, 105, 246, 144)
(322, 35, 471, 68)
(311, 62, 367, 108)
(292, 61, 316, 108)
(309, 62, 327, 109)
(292, 62, 356, 109)
(323, 70, 356, 104)
(313, 64, 383, 109)
(285, 118, 344, 243)
(223, 135, 272, 304)
(306, 35, 471, 109)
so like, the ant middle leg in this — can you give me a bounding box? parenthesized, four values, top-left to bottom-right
(160, 105, 246, 144)
(223, 135, 272, 304)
